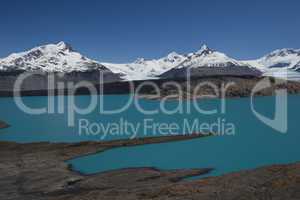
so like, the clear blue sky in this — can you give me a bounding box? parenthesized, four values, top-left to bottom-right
(0, 0, 299, 62)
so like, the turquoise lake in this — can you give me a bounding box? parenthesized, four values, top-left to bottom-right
(0, 94, 299, 176)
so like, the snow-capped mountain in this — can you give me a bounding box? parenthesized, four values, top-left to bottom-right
(102, 51, 186, 80)
(243, 48, 300, 70)
(0, 41, 110, 73)
(160, 45, 262, 79)
(242, 48, 300, 80)
(174, 44, 242, 69)
(1, 42, 300, 82)
(102, 44, 261, 80)
(0, 42, 121, 91)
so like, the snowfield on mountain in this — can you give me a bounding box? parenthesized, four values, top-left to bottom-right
(102, 52, 186, 80)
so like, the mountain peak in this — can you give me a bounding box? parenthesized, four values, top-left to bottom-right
(200, 44, 209, 51)
(134, 58, 146, 64)
(196, 44, 213, 55)
(57, 41, 67, 47)
(166, 51, 182, 59)
(55, 41, 73, 51)
(265, 48, 300, 58)
(0, 42, 107, 72)
(167, 51, 180, 58)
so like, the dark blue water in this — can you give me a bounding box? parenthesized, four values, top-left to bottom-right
(0, 94, 299, 176)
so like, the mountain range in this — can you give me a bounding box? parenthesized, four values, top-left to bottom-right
(1, 42, 300, 82)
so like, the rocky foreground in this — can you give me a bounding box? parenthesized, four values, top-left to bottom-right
(0, 134, 299, 200)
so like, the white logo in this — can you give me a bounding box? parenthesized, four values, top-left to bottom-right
(251, 77, 288, 134)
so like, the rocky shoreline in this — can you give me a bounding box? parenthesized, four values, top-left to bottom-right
(138, 76, 300, 100)
(2, 75, 300, 99)
(0, 134, 299, 200)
